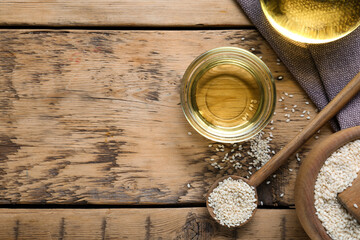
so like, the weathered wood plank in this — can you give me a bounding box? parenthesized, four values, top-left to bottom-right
(0, 0, 251, 27)
(0, 208, 308, 239)
(0, 29, 333, 205)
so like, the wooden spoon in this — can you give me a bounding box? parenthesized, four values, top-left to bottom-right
(207, 71, 360, 227)
(338, 175, 360, 223)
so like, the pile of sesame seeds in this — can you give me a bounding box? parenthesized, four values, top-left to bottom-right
(314, 140, 360, 240)
(208, 177, 257, 227)
(207, 131, 274, 174)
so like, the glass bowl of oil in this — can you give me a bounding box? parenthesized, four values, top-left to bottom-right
(181, 47, 276, 143)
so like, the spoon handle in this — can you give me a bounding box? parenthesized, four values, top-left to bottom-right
(248, 71, 360, 187)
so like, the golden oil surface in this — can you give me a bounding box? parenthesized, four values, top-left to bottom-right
(193, 63, 261, 129)
(260, 0, 360, 43)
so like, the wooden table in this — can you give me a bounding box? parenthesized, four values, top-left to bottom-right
(0, 1, 332, 239)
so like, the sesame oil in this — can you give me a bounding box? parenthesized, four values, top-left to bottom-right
(191, 63, 261, 130)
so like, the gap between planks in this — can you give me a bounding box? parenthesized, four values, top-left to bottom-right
(0, 208, 309, 239)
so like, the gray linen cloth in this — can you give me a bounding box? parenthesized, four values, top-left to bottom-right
(236, 0, 360, 131)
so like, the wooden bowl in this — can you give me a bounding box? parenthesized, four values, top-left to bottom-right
(295, 126, 360, 240)
(206, 175, 258, 228)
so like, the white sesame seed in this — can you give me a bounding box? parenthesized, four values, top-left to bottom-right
(305, 102, 309, 105)
(187, 183, 191, 188)
(354, 204, 359, 209)
(209, 144, 213, 148)
(314, 140, 360, 239)
(293, 105, 297, 108)
(273, 174, 276, 178)
(251, 47, 255, 51)
(300, 114, 304, 117)
(266, 181, 271, 185)
(260, 201, 263, 206)
(289, 95, 293, 98)
(208, 177, 257, 228)
(289, 168, 293, 172)
(286, 119, 290, 123)
(278, 98, 283, 102)
(306, 116, 311, 120)
(291, 109, 295, 113)
(284, 92, 288, 96)
(241, 37, 245, 41)
(280, 193, 284, 198)
(188, 132, 192, 135)
(284, 107, 288, 110)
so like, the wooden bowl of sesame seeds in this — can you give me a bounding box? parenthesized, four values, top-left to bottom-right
(295, 126, 360, 240)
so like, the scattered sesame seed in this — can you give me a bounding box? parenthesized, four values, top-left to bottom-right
(281, 96, 285, 100)
(315, 136, 319, 139)
(187, 183, 191, 188)
(305, 102, 309, 105)
(251, 48, 256, 51)
(277, 75, 284, 80)
(241, 37, 245, 41)
(273, 174, 276, 178)
(306, 116, 311, 120)
(284, 107, 288, 110)
(188, 132, 192, 135)
(300, 114, 304, 117)
(210, 158, 215, 161)
(284, 92, 288, 96)
(278, 98, 283, 102)
(276, 62, 280, 65)
(270, 120, 274, 124)
(289, 168, 293, 172)
(266, 181, 271, 185)
(291, 109, 295, 113)
(273, 112, 276, 115)
(289, 95, 294, 98)
(354, 204, 359, 209)
(280, 193, 284, 198)
(270, 127, 274, 130)
(209, 144, 213, 148)
(260, 201, 264, 206)
(276, 58, 281, 62)
(286, 119, 290, 123)
(303, 110, 307, 114)
(259, 56, 263, 59)
(293, 105, 297, 108)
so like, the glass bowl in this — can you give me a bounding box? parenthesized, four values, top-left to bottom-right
(180, 47, 276, 143)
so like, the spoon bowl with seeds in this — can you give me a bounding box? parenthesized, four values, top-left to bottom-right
(206, 72, 360, 228)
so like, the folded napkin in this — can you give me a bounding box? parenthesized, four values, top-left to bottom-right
(237, 0, 360, 131)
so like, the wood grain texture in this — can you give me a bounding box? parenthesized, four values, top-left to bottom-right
(0, 29, 333, 205)
(0, 208, 308, 239)
(338, 176, 360, 223)
(295, 126, 360, 240)
(0, 0, 251, 27)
